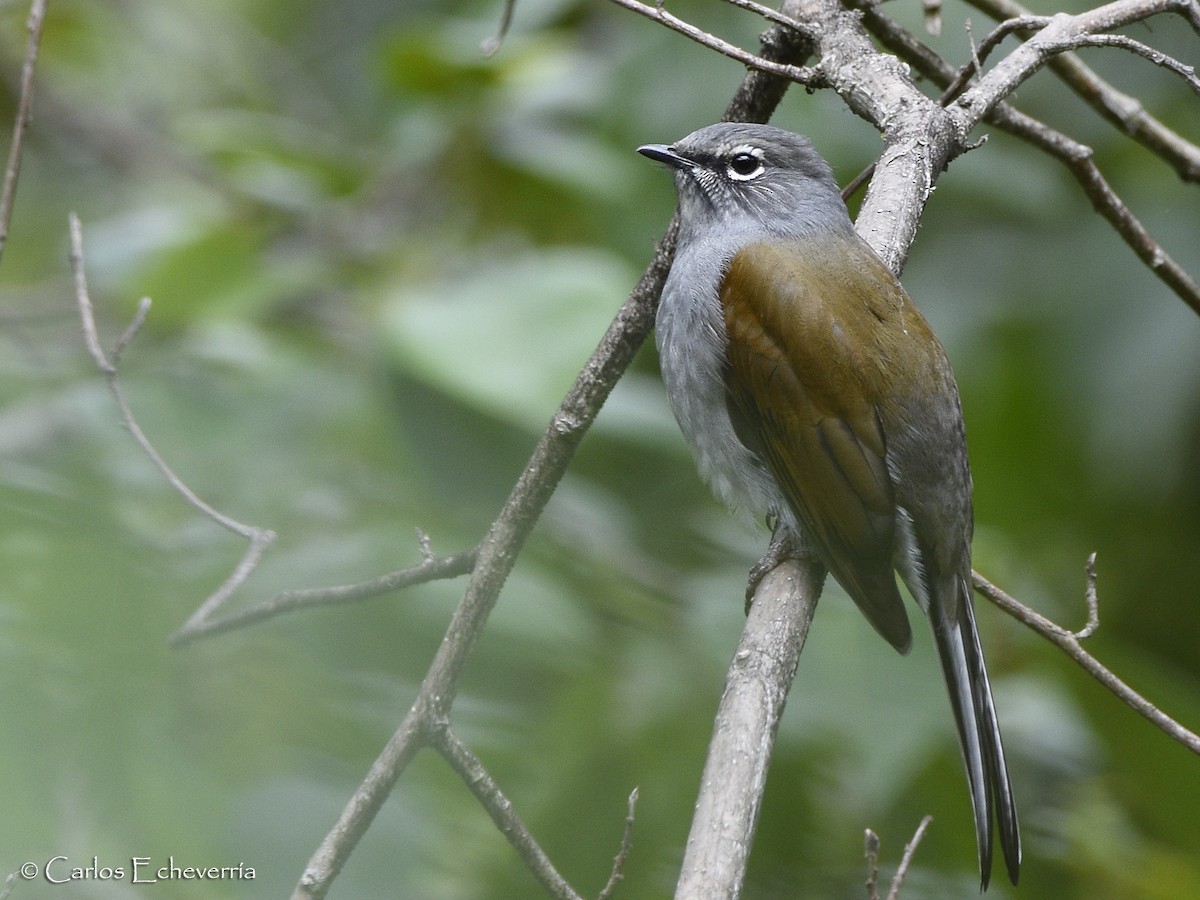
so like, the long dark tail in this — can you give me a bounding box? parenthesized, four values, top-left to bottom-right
(930, 576, 1021, 889)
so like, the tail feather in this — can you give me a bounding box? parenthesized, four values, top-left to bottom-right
(961, 593, 1021, 885)
(930, 577, 1021, 889)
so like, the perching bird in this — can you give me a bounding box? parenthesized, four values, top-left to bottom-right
(639, 122, 1020, 887)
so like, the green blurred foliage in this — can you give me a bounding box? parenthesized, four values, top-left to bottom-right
(0, 0, 1197, 896)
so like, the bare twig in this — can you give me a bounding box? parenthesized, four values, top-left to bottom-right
(973, 563, 1200, 756)
(71, 213, 481, 648)
(0, 0, 47, 265)
(597, 788, 639, 900)
(1075, 551, 1101, 640)
(437, 726, 584, 900)
(886, 816, 933, 900)
(965, 0, 1200, 182)
(722, 0, 818, 35)
(69, 212, 280, 623)
(604, 0, 821, 87)
(170, 545, 478, 646)
(864, 829, 882, 900)
(1041, 31, 1200, 93)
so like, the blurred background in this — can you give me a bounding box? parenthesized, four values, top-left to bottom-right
(0, 0, 1197, 896)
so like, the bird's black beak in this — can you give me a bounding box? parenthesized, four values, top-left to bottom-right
(637, 143, 689, 169)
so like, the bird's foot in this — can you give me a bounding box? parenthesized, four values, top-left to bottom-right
(745, 524, 801, 613)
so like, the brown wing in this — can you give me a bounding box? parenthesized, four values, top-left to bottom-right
(720, 238, 913, 653)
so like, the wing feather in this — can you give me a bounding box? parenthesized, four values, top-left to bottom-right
(720, 239, 913, 652)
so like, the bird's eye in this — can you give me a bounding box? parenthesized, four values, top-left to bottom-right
(727, 151, 764, 180)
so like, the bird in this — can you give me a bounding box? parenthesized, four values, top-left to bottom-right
(638, 122, 1020, 888)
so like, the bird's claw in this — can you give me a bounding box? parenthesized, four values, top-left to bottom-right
(745, 525, 800, 613)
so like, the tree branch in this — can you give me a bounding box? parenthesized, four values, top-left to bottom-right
(293, 17, 817, 897)
(674, 559, 824, 899)
(966, 0, 1200, 182)
(597, 788, 639, 900)
(169, 544, 479, 646)
(854, 0, 1200, 314)
(70, 213, 281, 609)
(950, 0, 1200, 125)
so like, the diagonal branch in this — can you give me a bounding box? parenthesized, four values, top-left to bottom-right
(604, 0, 821, 86)
(597, 788, 639, 900)
(435, 725, 585, 900)
(973, 562, 1200, 756)
(293, 17, 816, 898)
(0, 0, 47, 265)
(292, 198, 675, 900)
(674, 559, 823, 899)
(887, 816, 935, 900)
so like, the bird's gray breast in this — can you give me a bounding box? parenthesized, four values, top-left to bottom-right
(655, 234, 787, 525)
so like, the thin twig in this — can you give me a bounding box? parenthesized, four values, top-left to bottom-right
(973, 564, 1200, 756)
(69, 212, 279, 621)
(70, 212, 473, 648)
(722, 0, 819, 36)
(605, 0, 822, 87)
(170, 545, 478, 646)
(597, 788, 639, 900)
(1075, 551, 1101, 640)
(886, 816, 933, 900)
(0, 0, 47, 265)
(436, 726, 584, 900)
(864, 829, 882, 900)
(1054, 32, 1200, 93)
(951, 0, 1200, 124)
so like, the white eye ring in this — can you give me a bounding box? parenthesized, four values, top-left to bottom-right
(727, 147, 765, 181)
